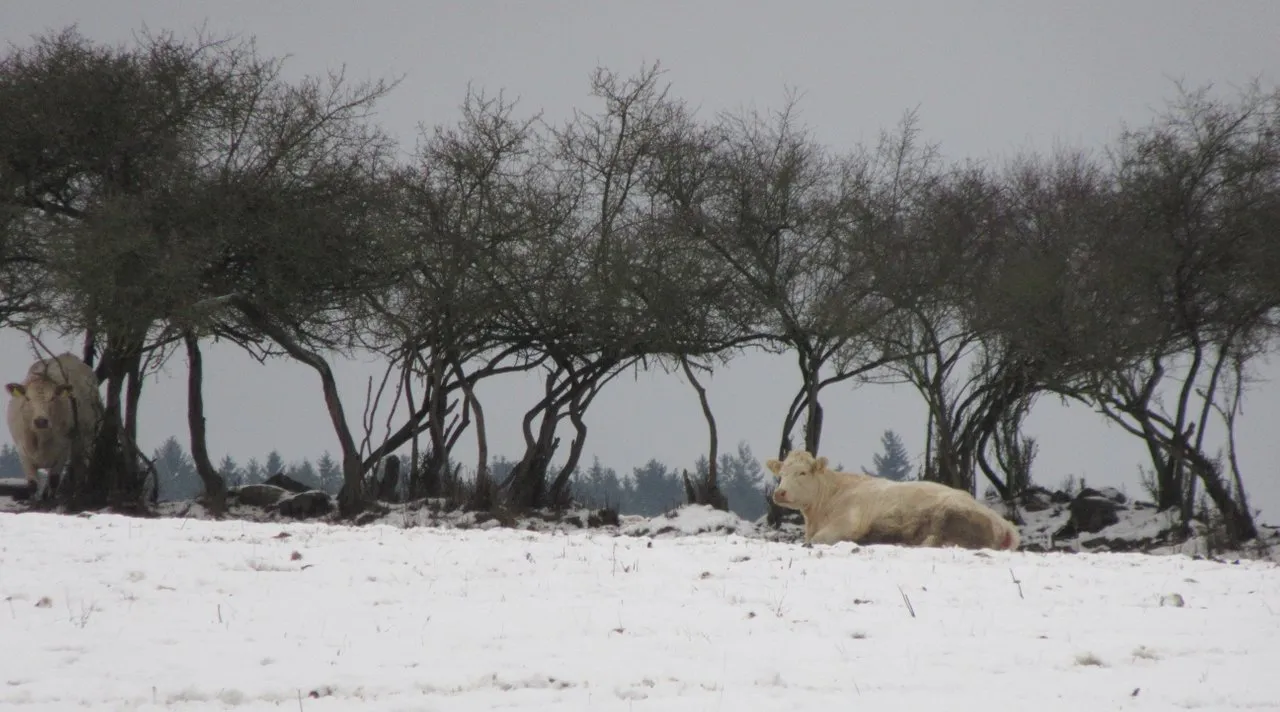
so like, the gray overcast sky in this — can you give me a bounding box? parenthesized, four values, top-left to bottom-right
(3, 1, 1279, 519)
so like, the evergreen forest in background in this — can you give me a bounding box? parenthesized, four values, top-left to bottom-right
(0, 433, 917, 520)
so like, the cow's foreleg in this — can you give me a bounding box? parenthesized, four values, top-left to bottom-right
(47, 465, 63, 501)
(810, 515, 866, 546)
(18, 454, 41, 500)
(807, 527, 847, 545)
(802, 513, 818, 544)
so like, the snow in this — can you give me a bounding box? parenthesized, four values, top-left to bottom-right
(2, 511, 1279, 710)
(618, 503, 763, 538)
(1015, 496, 1280, 561)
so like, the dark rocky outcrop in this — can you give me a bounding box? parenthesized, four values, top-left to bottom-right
(0, 478, 33, 500)
(1054, 493, 1124, 540)
(276, 490, 334, 519)
(1015, 486, 1056, 513)
(562, 508, 621, 529)
(1079, 486, 1127, 505)
(263, 473, 310, 494)
(231, 484, 290, 508)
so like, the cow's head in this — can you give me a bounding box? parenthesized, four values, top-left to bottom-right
(765, 449, 828, 509)
(6, 379, 74, 431)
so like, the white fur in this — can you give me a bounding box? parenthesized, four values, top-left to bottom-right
(6, 353, 103, 495)
(766, 449, 1020, 550)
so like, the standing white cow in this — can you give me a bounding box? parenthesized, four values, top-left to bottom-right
(5, 352, 104, 499)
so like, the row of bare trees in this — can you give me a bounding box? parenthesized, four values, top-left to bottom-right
(2, 29, 1276, 543)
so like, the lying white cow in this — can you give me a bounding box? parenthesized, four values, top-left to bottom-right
(767, 449, 1020, 550)
(5, 352, 103, 499)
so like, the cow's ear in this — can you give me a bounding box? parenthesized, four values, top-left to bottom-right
(54, 384, 74, 397)
(5, 383, 24, 397)
(764, 458, 783, 476)
(815, 456, 829, 472)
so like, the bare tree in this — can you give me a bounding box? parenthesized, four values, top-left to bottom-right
(678, 356, 728, 509)
(0, 27, 276, 509)
(0, 194, 41, 329)
(1210, 348, 1260, 526)
(200, 63, 401, 517)
(968, 149, 1129, 497)
(363, 88, 561, 501)
(1070, 84, 1278, 543)
(494, 64, 739, 508)
(702, 97, 906, 461)
(182, 330, 226, 513)
(641, 97, 755, 508)
(868, 131, 1006, 494)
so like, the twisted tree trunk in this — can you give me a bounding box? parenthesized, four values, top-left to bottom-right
(183, 331, 226, 514)
(234, 298, 365, 517)
(680, 357, 727, 510)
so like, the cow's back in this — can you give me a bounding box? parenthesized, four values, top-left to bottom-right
(828, 476, 972, 545)
(855, 478, 967, 511)
(29, 353, 96, 388)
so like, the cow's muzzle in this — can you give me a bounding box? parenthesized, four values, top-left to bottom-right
(32, 417, 50, 430)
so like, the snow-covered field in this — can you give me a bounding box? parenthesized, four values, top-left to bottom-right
(1, 511, 1278, 711)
